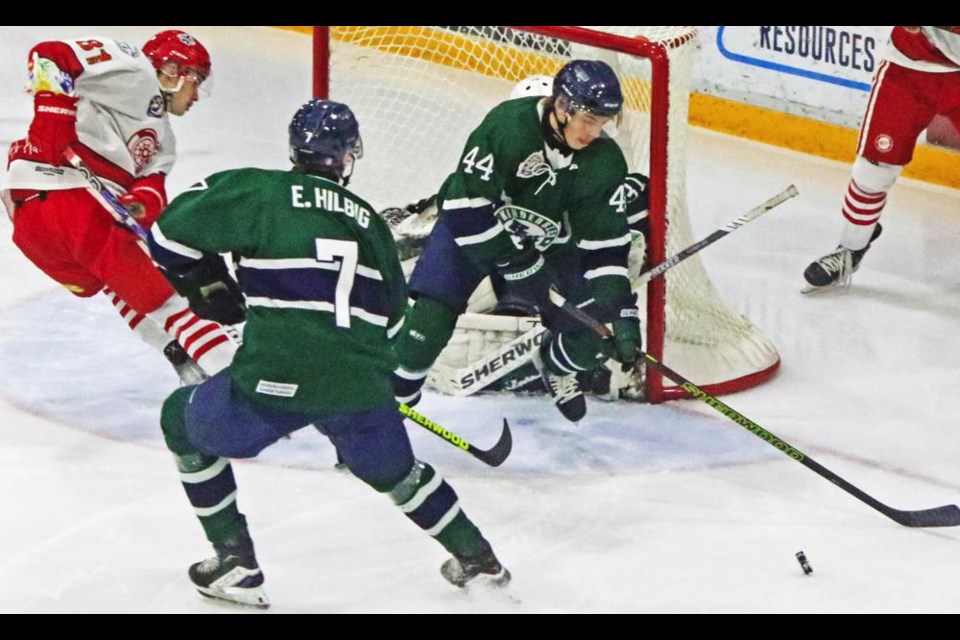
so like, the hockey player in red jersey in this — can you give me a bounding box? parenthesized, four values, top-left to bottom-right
(0, 30, 237, 378)
(803, 26, 960, 291)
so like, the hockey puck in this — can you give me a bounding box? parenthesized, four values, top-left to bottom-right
(795, 550, 813, 575)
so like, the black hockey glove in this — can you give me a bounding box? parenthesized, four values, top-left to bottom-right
(495, 247, 550, 308)
(602, 294, 642, 366)
(191, 279, 246, 325)
(166, 254, 246, 325)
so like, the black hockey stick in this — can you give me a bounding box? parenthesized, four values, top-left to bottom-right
(399, 403, 512, 467)
(63, 146, 150, 241)
(65, 149, 510, 468)
(548, 287, 960, 528)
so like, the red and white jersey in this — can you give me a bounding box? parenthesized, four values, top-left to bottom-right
(2, 36, 176, 193)
(886, 26, 960, 72)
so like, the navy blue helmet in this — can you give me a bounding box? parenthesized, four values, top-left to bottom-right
(553, 59, 623, 118)
(289, 99, 363, 177)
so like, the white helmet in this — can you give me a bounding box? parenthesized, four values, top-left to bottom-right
(509, 74, 553, 100)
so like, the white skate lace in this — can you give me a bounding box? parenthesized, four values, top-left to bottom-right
(549, 372, 581, 404)
(195, 556, 222, 575)
(818, 248, 854, 288)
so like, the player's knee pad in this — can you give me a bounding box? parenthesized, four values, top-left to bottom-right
(174, 451, 223, 474)
(386, 459, 429, 504)
(851, 157, 902, 194)
(160, 386, 198, 456)
(395, 296, 459, 371)
(385, 459, 464, 537)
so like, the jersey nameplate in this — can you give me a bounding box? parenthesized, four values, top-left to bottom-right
(291, 185, 370, 228)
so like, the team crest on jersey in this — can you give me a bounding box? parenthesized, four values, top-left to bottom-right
(127, 129, 160, 172)
(495, 204, 561, 251)
(116, 40, 138, 58)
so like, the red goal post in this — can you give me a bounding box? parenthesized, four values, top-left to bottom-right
(311, 26, 780, 403)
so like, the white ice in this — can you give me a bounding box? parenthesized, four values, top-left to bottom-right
(1, 26, 959, 614)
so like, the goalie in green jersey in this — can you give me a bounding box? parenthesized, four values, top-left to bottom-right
(148, 99, 510, 609)
(391, 59, 643, 423)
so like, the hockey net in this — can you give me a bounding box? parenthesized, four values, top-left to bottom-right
(313, 25, 780, 403)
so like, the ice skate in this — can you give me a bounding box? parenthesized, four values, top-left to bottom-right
(533, 343, 586, 422)
(802, 223, 882, 293)
(440, 540, 511, 590)
(188, 540, 269, 609)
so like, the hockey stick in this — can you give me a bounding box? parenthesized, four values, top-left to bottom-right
(547, 286, 960, 528)
(63, 145, 247, 349)
(399, 403, 512, 467)
(64, 147, 510, 465)
(63, 145, 150, 242)
(634, 184, 798, 286)
(431, 184, 799, 397)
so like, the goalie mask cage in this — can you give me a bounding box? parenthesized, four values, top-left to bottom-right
(312, 25, 780, 403)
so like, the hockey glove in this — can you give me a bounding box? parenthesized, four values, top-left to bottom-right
(169, 255, 246, 326)
(118, 174, 168, 227)
(26, 52, 76, 96)
(25, 91, 79, 167)
(603, 294, 642, 365)
(495, 247, 551, 308)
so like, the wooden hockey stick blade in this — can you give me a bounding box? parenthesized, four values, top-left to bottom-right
(399, 403, 512, 467)
(547, 286, 960, 528)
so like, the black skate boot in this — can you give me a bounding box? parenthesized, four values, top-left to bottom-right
(188, 535, 269, 609)
(532, 342, 586, 423)
(803, 223, 882, 292)
(440, 540, 511, 589)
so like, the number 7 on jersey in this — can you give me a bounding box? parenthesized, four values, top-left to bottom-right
(316, 238, 358, 328)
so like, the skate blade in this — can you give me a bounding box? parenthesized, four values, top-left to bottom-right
(462, 572, 521, 606)
(800, 278, 850, 295)
(196, 585, 270, 609)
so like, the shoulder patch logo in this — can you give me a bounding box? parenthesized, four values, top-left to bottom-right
(516, 151, 559, 194)
(116, 40, 138, 58)
(147, 94, 165, 118)
(516, 151, 551, 179)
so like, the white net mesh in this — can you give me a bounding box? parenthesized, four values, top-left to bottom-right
(322, 26, 779, 401)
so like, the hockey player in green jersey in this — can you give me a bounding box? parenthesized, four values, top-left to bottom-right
(148, 99, 509, 609)
(392, 60, 642, 422)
